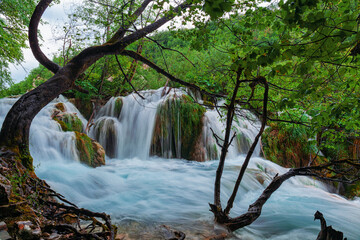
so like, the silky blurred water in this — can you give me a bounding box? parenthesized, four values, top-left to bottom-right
(1, 94, 359, 240)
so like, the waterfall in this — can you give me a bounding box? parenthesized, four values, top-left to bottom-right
(0, 96, 87, 163)
(90, 88, 262, 160)
(1, 92, 360, 239)
(89, 88, 165, 159)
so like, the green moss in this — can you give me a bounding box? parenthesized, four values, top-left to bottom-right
(151, 94, 206, 160)
(19, 144, 33, 171)
(114, 97, 123, 117)
(75, 132, 105, 167)
(261, 122, 317, 168)
(75, 132, 95, 166)
(54, 102, 66, 112)
(345, 182, 360, 199)
(54, 113, 83, 132)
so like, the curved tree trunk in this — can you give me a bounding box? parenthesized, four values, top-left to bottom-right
(0, 71, 73, 168)
(0, 0, 200, 171)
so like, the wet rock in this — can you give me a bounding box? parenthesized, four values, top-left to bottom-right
(54, 102, 66, 112)
(160, 225, 185, 240)
(151, 94, 206, 161)
(92, 141, 106, 167)
(75, 132, 105, 167)
(15, 221, 41, 240)
(53, 112, 83, 132)
(114, 97, 123, 117)
(93, 118, 118, 158)
(255, 173, 266, 185)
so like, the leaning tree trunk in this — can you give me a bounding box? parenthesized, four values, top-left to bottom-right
(0, 71, 74, 169)
(0, 0, 193, 170)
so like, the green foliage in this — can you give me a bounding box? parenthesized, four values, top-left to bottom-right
(0, 64, 53, 98)
(203, 0, 234, 19)
(262, 110, 319, 167)
(0, 0, 37, 89)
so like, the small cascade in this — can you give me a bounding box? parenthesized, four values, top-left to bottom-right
(89, 88, 166, 159)
(0, 96, 88, 164)
(91, 88, 262, 161)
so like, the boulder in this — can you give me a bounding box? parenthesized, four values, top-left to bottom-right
(261, 122, 318, 168)
(114, 97, 123, 117)
(75, 132, 105, 167)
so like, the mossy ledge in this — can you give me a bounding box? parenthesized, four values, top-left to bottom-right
(151, 94, 206, 161)
(261, 122, 321, 168)
(114, 97, 123, 117)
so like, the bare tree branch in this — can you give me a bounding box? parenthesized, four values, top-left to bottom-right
(213, 67, 243, 208)
(115, 55, 145, 99)
(224, 77, 268, 214)
(108, 0, 154, 43)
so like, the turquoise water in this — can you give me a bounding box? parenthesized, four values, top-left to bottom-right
(1, 94, 359, 239)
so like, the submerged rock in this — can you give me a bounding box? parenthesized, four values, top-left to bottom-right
(150, 94, 206, 161)
(75, 132, 105, 167)
(160, 225, 185, 240)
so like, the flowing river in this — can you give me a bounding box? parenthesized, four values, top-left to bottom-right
(0, 89, 359, 239)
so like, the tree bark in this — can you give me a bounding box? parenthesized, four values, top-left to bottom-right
(213, 68, 242, 208)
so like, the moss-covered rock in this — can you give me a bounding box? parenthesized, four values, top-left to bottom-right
(114, 97, 123, 117)
(75, 132, 105, 167)
(261, 122, 320, 168)
(94, 118, 118, 158)
(345, 182, 360, 199)
(53, 113, 83, 132)
(151, 94, 206, 161)
(54, 102, 66, 112)
(52, 101, 84, 133)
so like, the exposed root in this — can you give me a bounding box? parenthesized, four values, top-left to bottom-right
(0, 148, 115, 239)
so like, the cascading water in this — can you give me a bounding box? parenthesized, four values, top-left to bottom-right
(1, 90, 360, 239)
(90, 89, 165, 159)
